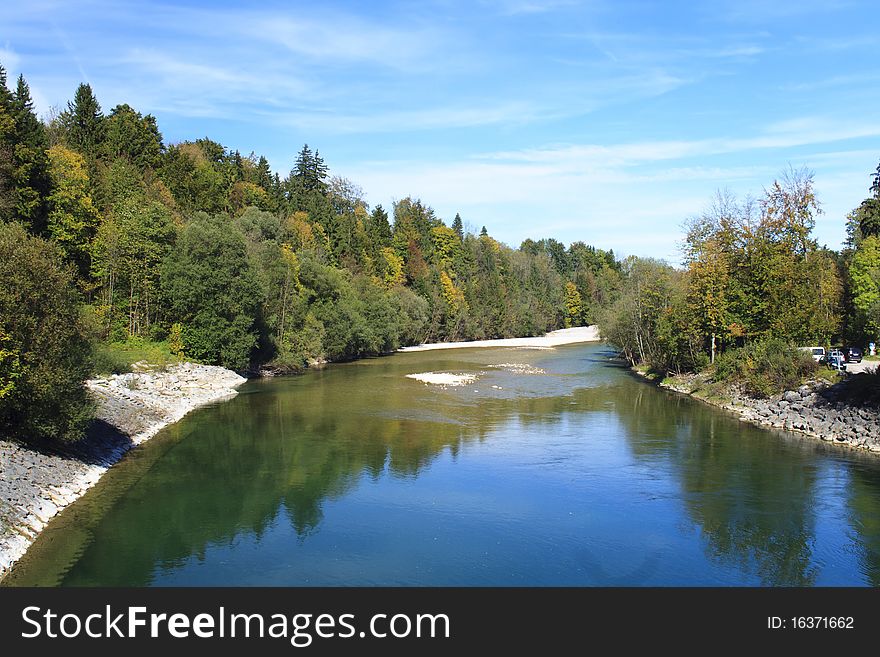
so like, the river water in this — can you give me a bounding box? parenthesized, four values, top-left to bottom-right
(6, 343, 880, 586)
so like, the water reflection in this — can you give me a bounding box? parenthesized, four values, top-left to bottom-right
(6, 345, 880, 586)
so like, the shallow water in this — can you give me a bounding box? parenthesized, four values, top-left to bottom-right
(7, 343, 880, 586)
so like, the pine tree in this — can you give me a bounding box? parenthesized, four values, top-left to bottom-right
(63, 83, 105, 160)
(12, 76, 46, 148)
(371, 204, 391, 245)
(291, 144, 328, 194)
(10, 75, 51, 233)
(480, 225, 488, 237)
(452, 212, 463, 238)
(0, 64, 16, 221)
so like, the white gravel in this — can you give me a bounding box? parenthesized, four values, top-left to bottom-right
(398, 326, 600, 352)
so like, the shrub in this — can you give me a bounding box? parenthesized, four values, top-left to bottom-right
(713, 338, 817, 398)
(0, 223, 94, 442)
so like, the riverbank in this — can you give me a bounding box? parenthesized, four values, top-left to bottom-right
(0, 363, 247, 581)
(637, 368, 880, 453)
(399, 325, 600, 352)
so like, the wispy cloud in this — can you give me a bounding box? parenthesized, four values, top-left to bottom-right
(0, 44, 21, 72)
(482, 118, 880, 168)
(483, 0, 581, 16)
(274, 101, 546, 134)
(241, 14, 443, 72)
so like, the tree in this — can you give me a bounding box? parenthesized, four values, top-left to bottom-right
(0, 65, 15, 220)
(7, 74, 51, 233)
(0, 222, 94, 442)
(159, 141, 229, 215)
(62, 83, 105, 161)
(849, 235, 880, 342)
(162, 214, 260, 369)
(369, 204, 392, 247)
(563, 281, 584, 328)
(759, 166, 820, 256)
(92, 195, 176, 339)
(856, 160, 880, 241)
(103, 103, 163, 169)
(288, 144, 328, 197)
(452, 212, 464, 238)
(46, 145, 101, 281)
(686, 237, 731, 363)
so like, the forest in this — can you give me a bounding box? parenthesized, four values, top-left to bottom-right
(0, 66, 617, 443)
(2, 63, 879, 445)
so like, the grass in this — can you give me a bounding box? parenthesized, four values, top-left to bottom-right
(91, 337, 183, 376)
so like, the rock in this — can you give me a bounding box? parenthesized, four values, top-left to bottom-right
(1, 361, 247, 583)
(783, 390, 801, 402)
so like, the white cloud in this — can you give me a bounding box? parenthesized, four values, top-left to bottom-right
(0, 44, 21, 73)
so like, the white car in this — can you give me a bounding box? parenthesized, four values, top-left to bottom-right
(799, 346, 826, 363)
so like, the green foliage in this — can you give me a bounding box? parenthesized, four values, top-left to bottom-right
(45, 145, 101, 279)
(849, 235, 880, 340)
(0, 70, 50, 232)
(674, 172, 843, 369)
(0, 329, 21, 399)
(162, 214, 260, 369)
(0, 222, 94, 442)
(91, 337, 180, 376)
(391, 286, 429, 346)
(159, 141, 230, 215)
(61, 83, 105, 160)
(168, 323, 184, 360)
(713, 338, 818, 398)
(103, 103, 163, 169)
(599, 258, 703, 373)
(91, 194, 175, 338)
(564, 281, 583, 328)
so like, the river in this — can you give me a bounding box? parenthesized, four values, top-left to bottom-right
(5, 343, 880, 586)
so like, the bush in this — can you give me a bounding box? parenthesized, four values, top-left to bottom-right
(0, 223, 94, 442)
(90, 337, 181, 375)
(713, 338, 817, 398)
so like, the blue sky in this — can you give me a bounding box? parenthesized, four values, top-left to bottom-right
(2, 0, 879, 261)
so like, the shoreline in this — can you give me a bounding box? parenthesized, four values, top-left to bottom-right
(0, 363, 247, 582)
(0, 327, 600, 582)
(632, 368, 880, 454)
(398, 325, 600, 352)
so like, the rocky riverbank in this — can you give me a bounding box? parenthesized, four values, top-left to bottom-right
(652, 371, 880, 453)
(0, 363, 247, 581)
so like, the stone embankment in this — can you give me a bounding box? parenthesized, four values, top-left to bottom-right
(658, 374, 880, 453)
(730, 384, 880, 451)
(0, 363, 247, 581)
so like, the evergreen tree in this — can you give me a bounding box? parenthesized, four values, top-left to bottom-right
(0, 66, 19, 221)
(103, 103, 163, 169)
(290, 144, 328, 195)
(63, 83, 105, 160)
(371, 204, 391, 245)
(452, 212, 464, 238)
(9, 75, 51, 234)
(858, 160, 880, 240)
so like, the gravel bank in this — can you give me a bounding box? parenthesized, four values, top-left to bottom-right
(398, 325, 600, 352)
(0, 363, 247, 581)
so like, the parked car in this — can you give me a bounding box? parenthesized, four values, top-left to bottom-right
(799, 346, 826, 363)
(841, 346, 863, 363)
(826, 349, 847, 371)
